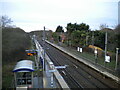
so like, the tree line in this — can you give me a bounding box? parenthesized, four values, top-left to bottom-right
(52, 23, 120, 52)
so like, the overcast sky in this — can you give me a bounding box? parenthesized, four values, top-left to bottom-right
(1, 0, 119, 32)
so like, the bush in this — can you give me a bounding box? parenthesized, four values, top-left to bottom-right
(2, 27, 31, 64)
(2, 27, 31, 88)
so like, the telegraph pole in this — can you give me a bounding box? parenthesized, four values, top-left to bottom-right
(92, 31, 94, 46)
(43, 26, 46, 71)
(86, 36, 88, 46)
(86, 30, 89, 46)
(104, 31, 107, 66)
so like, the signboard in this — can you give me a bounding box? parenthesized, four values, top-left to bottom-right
(80, 48, 82, 53)
(49, 70, 56, 73)
(55, 66, 66, 69)
(77, 47, 79, 51)
(94, 49, 97, 54)
(105, 56, 110, 63)
(25, 49, 37, 56)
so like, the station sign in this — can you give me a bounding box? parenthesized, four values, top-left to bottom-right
(80, 48, 82, 53)
(25, 49, 38, 56)
(55, 65, 68, 69)
(105, 56, 110, 63)
(48, 70, 56, 73)
(77, 47, 79, 51)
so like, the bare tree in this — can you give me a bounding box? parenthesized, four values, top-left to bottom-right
(99, 24, 108, 30)
(1, 15, 13, 28)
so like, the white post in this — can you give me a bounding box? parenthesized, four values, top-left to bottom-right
(115, 48, 119, 70)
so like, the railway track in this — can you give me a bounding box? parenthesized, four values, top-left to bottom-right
(47, 50, 83, 88)
(40, 41, 83, 88)
(39, 40, 119, 89)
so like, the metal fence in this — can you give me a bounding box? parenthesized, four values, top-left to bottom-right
(58, 42, 120, 77)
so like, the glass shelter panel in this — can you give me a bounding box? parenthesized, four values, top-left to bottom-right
(16, 72, 32, 86)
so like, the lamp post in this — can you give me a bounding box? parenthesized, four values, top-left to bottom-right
(43, 26, 46, 71)
(86, 35, 89, 46)
(104, 31, 107, 66)
(115, 48, 119, 70)
(92, 31, 94, 46)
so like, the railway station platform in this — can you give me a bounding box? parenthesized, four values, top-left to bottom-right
(35, 39, 70, 89)
(43, 50, 70, 89)
(33, 77, 43, 88)
(43, 61, 60, 88)
(46, 40, 120, 84)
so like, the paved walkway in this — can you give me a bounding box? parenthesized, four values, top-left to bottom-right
(32, 55, 61, 88)
(45, 52, 70, 89)
(34, 39, 59, 88)
(33, 77, 43, 88)
(46, 41, 120, 84)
